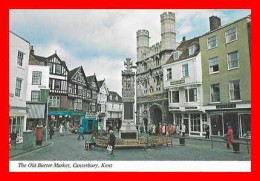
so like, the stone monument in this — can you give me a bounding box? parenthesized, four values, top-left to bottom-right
(119, 58, 137, 139)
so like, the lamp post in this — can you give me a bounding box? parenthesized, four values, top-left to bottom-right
(46, 98, 49, 143)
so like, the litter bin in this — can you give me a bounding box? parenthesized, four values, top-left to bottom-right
(36, 126, 43, 146)
(232, 142, 240, 153)
(179, 137, 185, 145)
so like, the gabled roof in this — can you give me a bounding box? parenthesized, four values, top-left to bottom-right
(86, 74, 100, 92)
(108, 91, 122, 103)
(68, 66, 88, 86)
(165, 36, 200, 65)
(29, 53, 69, 71)
(97, 80, 105, 88)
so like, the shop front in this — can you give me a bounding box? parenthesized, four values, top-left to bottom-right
(172, 111, 208, 137)
(9, 108, 27, 142)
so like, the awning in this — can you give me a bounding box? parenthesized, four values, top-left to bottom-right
(48, 110, 85, 116)
(27, 103, 46, 119)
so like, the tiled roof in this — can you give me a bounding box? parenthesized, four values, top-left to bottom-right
(97, 80, 105, 88)
(68, 66, 80, 80)
(107, 91, 122, 103)
(165, 36, 200, 65)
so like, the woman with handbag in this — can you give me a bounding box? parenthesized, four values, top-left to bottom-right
(108, 130, 116, 156)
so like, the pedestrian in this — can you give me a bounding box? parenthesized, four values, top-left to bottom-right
(86, 132, 97, 150)
(166, 124, 169, 136)
(159, 123, 163, 136)
(108, 130, 116, 156)
(10, 131, 18, 149)
(152, 125, 156, 135)
(162, 123, 166, 135)
(78, 125, 84, 140)
(59, 123, 64, 136)
(49, 125, 54, 139)
(205, 125, 210, 139)
(226, 126, 235, 149)
(181, 123, 186, 137)
(176, 125, 180, 135)
(170, 124, 175, 136)
(140, 125, 144, 135)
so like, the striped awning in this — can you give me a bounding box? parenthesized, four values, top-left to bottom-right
(27, 103, 46, 119)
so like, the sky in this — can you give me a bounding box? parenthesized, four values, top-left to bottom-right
(10, 9, 251, 95)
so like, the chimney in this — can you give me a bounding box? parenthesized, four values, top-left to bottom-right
(30, 45, 34, 55)
(209, 16, 221, 31)
(182, 36, 186, 42)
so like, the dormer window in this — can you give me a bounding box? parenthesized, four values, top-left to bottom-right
(109, 95, 112, 100)
(115, 96, 118, 101)
(188, 45, 195, 56)
(173, 51, 179, 60)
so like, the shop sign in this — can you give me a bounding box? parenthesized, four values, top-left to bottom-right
(170, 78, 185, 85)
(216, 104, 236, 109)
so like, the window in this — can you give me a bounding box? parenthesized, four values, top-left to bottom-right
(15, 78, 22, 97)
(49, 96, 60, 107)
(209, 57, 219, 73)
(91, 102, 96, 112)
(78, 86, 83, 96)
(48, 63, 53, 73)
(207, 35, 217, 49)
(55, 64, 62, 74)
(182, 64, 189, 78)
(239, 114, 251, 138)
(171, 91, 179, 103)
(167, 68, 172, 80)
(190, 114, 201, 132)
(54, 80, 61, 90)
(188, 45, 195, 56)
(211, 84, 220, 102)
(229, 80, 241, 101)
(202, 114, 208, 133)
(17, 51, 24, 67)
(185, 88, 197, 102)
(31, 91, 40, 102)
(86, 90, 91, 98)
(9, 116, 24, 138)
(32, 71, 42, 85)
(92, 91, 97, 100)
(156, 59, 160, 66)
(144, 62, 147, 70)
(74, 99, 82, 110)
(210, 114, 223, 136)
(173, 51, 179, 60)
(225, 26, 237, 43)
(227, 51, 239, 70)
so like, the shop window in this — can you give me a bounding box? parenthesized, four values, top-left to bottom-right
(223, 112, 239, 137)
(190, 114, 201, 132)
(239, 114, 251, 138)
(210, 114, 223, 136)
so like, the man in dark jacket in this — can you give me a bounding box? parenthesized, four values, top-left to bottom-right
(10, 131, 18, 149)
(108, 130, 116, 156)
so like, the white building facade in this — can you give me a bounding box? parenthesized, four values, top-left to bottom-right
(9, 31, 30, 141)
(105, 91, 123, 131)
(26, 65, 49, 129)
(163, 37, 207, 137)
(97, 80, 108, 130)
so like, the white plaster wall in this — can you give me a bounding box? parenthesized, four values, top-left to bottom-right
(26, 65, 50, 101)
(9, 32, 30, 108)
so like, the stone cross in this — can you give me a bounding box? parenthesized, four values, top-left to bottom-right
(124, 58, 133, 70)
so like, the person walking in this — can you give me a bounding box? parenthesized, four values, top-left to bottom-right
(78, 125, 84, 140)
(162, 123, 166, 135)
(166, 124, 169, 136)
(159, 123, 163, 136)
(181, 123, 186, 137)
(140, 125, 144, 135)
(49, 125, 54, 139)
(10, 131, 18, 149)
(205, 125, 210, 139)
(226, 126, 235, 149)
(176, 125, 180, 135)
(108, 130, 116, 156)
(152, 125, 156, 135)
(59, 123, 64, 136)
(170, 124, 175, 136)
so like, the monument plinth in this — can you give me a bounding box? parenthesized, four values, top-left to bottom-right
(119, 58, 137, 139)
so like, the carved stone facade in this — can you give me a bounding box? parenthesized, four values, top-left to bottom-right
(136, 12, 176, 127)
(120, 58, 137, 138)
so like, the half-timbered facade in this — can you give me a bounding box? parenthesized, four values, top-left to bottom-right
(30, 48, 69, 128)
(67, 66, 89, 125)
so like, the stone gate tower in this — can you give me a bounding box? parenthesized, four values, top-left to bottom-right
(119, 58, 137, 139)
